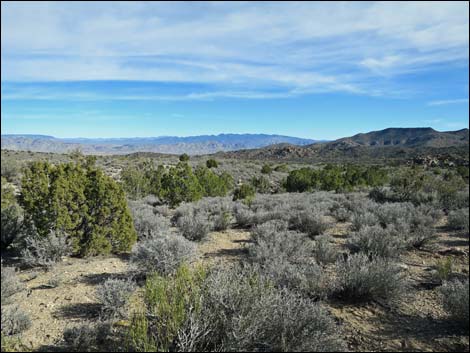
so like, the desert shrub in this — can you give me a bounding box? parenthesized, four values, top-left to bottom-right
(212, 210, 231, 231)
(0, 267, 31, 339)
(179, 153, 190, 162)
(447, 208, 469, 234)
(1, 158, 21, 183)
(161, 162, 203, 207)
(348, 225, 406, 259)
(176, 213, 211, 241)
(1, 267, 23, 305)
(233, 202, 255, 227)
(20, 229, 71, 269)
(96, 279, 135, 319)
(335, 253, 405, 302)
(289, 211, 329, 238)
(285, 165, 387, 193)
(120, 163, 155, 199)
(274, 164, 289, 173)
(129, 202, 170, 239)
(368, 187, 392, 203)
(1, 305, 31, 336)
(330, 205, 351, 222)
(261, 164, 272, 174)
(128, 265, 206, 352)
(232, 184, 255, 202)
(130, 235, 196, 276)
(1, 178, 23, 250)
(440, 280, 469, 328)
(374, 202, 414, 228)
(206, 159, 218, 168)
(251, 176, 271, 193)
(63, 322, 112, 352)
(195, 166, 233, 198)
(251, 219, 289, 244)
(196, 267, 345, 352)
(20, 159, 137, 256)
(1, 206, 23, 250)
(351, 210, 379, 231)
(248, 228, 331, 298)
(406, 224, 437, 249)
(313, 234, 338, 264)
(284, 168, 316, 192)
(435, 257, 453, 283)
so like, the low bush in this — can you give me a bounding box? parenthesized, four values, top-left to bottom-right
(347, 225, 406, 259)
(1, 267, 24, 305)
(261, 164, 272, 174)
(96, 279, 135, 319)
(447, 208, 469, 234)
(128, 265, 206, 352)
(176, 213, 211, 241)
(129, 201, 171, 239)
(313, 234, 338, 265)
(1, 205, 23, 250)
(232, 202, 254, 227)
(434, 257, 453, 283)
(330, 205, 351, 222)
(130, 235, 196, 276)
(440, 280, 469, 328)
(335, 253, 405, 302)
(63, 322, 112, 352)
(232, 184, 255, 202)
(206, 159, 218, 168)
(251, 220, 289, 244)
(351, 210, 379, 231)
(289, 211, 329, 238)
(1, 305, 31, 336)
(197, 267, 346, 352)
(20, 229, 71, 269)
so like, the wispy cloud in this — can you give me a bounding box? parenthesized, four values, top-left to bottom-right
(427, 98, 469, 106)
(1, 1, 468, 100)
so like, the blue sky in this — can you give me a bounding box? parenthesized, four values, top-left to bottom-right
(1, 1, 469, 140)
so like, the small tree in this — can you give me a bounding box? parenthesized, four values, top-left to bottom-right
(233, 184, 255, 202)
(261, 164, 272, 174)
(179, 153, 190, 162)
(20, 159, 137, 257)
(206, 159, 218, 168)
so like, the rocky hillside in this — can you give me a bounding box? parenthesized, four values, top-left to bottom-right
(217, 128, 469, 164)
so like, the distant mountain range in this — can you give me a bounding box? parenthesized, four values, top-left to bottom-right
(217, 127, 469, 163)
(2, 128, 468, 163)
(0, 133, 319, 155)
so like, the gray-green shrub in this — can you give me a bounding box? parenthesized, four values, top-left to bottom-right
(440, 279, 469, 328)
(335, 253, 405, 302)
(130, 235, 196, 276)
(96, 279, 135, 319)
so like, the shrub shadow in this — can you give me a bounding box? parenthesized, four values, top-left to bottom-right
(54, 302, 101, 320)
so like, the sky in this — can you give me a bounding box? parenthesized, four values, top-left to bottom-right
(1, 1, 469, 140)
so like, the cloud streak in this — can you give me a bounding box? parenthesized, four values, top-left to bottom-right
(1, 1, 469, 100)
(427, 98, 469, 106)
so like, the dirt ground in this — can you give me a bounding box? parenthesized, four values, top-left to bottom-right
(5, 220, 470, 352)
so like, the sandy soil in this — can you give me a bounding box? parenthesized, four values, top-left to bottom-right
(10, 256, 131, 351)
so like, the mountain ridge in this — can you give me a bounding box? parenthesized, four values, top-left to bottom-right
(1, 133, 319, 155)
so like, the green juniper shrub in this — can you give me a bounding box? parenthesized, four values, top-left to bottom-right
(233, 184, 256, 203)
(179, 153, 190, 162)
(206, 159, 218, 168)
(261, 164, 272, 174)
(20, 158, 137, 257)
